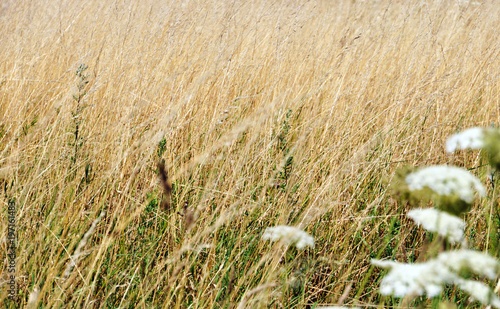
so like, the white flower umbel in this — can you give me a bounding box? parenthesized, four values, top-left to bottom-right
(262, 225, 314, 249)
(405, 165, 486, 203)
(371, 259, 457, 297)
(438, 249, 500, 280)
(407, 208, 465, 244)
(446, 127, 486, 153)
(455, 278, 500, 308)
(372, 251, 500, 301)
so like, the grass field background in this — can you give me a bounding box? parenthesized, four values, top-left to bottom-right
(1, 0, 500, 307)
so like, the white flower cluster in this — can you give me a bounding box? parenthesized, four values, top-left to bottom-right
(405, 165, 486, 203)
(262, 225, 314, 249)
(446, 127, 486, 153)
(371, 128, 500, 307)
(455, 279, 500, 307)
(438, 249, 500, 280)
(371, 259, 454, 297)
(372, 250, 500, 305)
(407, 208, 465, 244)
(373, 204, 500, 306)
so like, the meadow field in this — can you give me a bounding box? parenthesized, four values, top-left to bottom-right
(1, 0, 500, 307)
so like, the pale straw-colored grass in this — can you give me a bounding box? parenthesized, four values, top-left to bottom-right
(0, 0, 499, 307)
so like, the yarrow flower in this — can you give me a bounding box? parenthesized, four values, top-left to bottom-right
(372, 250, 500, 306)
(446, 127, 486, 153)
(455, 279, 500, 307)
(373, 127, 500, 307)
(371, 259, 455, 297)
(446, 127, 500, 171)
(405, 165, 486, 204)
(438, 249, 500, 280)
(407, 208, 465, 244)
(262, 225, 314, 249)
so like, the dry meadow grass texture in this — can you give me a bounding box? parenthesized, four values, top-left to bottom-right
(1, 0, 500, 307)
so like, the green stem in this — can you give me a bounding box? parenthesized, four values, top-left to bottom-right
(486, 170, 498, 252)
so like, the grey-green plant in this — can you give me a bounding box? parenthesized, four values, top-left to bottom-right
(70, 64, 89, 166)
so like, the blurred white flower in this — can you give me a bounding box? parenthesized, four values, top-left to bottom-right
(27, 286, 40, 309)
(438, 249, 500, 280)
(372, 250, 500, 302)
(262, 225, 314, 249)
(371, 259, 457, 297)
(405, 165, 486, 203)
(455, 279, 500, 308)
(407, 208, 465, 244)
(371, 259, 398, 269)
(446, 127, 485, 153)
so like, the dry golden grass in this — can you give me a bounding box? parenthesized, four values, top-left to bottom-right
(1, 0, 500, 307)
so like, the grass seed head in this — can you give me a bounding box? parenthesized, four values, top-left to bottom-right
(157, 162, 172, 211)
